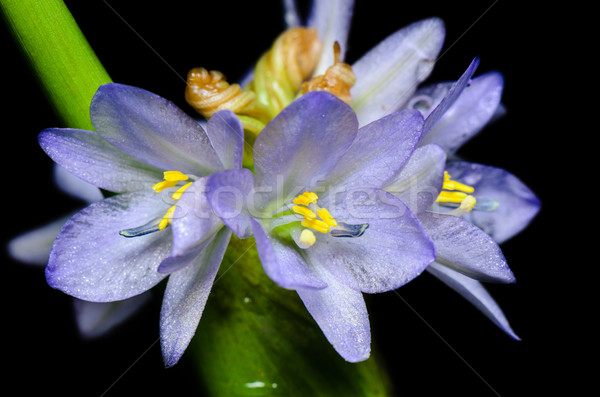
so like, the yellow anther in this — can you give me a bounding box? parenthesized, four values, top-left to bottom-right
(436, 190, 468, 204)
(153, 180, 178, 193)
(445, 195, 477, 217)
(158, 205, 177, 230)
(292, 205, 317, 220)
(293, 191, 319, 206)
(442, 171, 474, 193)
(163, 171, 189, 182)
(303, 191, 319, 201)
(317, 208, 337, 227)
(299, 229, 317, 247)
(292, 195, 311, 206)
(459, 195, 477, 212)
(172, 182, 193, 200)
(301, 219, 330, 234)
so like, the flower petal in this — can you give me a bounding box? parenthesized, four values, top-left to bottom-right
(90, 83, 222, 176)
(312, 189, 435, 293)
(205, 110, 244, 170)
(351, 18, 445, 126)
(160, 227, 231, 367)
(420, 72, 504, 154)
(251, 218, 327, 290)
(323, 109, 424, 191)
(54, 165, 103, 203)
(296, 264, 370, 362)
(39, 128, 162, 193)
(8, 215, 71, 266)
(74, 292, 151, 339)
(308, 0, 354, 75)
(283, 0, 301, 27)
(46, 192, 171, 302)
(427, 262, 519, 339)
(445, 162, 540, 244)
(159, 178, 224, 274)
(253, 92, 357, 209)
(419, 57, 480, 139)
(206, 168, 255, 239)
(384, 144, 446, 214)
(419, 212, 515, 283)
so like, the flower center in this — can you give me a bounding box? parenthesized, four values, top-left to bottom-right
(119, 171, 195, 237)
(291, 191, 368, 248)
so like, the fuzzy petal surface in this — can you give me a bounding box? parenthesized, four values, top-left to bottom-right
(90, 83, 222, 176)
(351, 18, 445, 126)
(160, 228, 231, 367)
(420, 57, 480, 139)
(39, 128, 162, 193)
(205, 110, 244, 170)
(308, 0, 354, 75)
(312, 189, 435, 293)
(420, 72, 504, 154)
(296, 263, 370, 363)
(445, 162, 540, 244)
(323, 109, 424, 192)
(384, 144, 446, 214)
(427, 262, 519, 339)
(46, 192, 171, 302)
(253, 92, 357, 209)
(419, 212, 515, 283)
(159, 178, 223, 274)
(252, 218, 327, 290)
(206, 168, 255, 239)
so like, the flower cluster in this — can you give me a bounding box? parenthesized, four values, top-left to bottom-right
(11, 0, 539, 366)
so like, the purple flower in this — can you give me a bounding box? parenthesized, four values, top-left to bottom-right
(38, 83, 244, 366)
(384, 59, 540, 338)
(206, 91, 436, 362)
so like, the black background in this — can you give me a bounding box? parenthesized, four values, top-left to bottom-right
(2, 1, 579, 396)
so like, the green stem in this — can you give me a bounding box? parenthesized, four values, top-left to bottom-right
(192, 237, 393, 396)
(1, 0, 111, 129)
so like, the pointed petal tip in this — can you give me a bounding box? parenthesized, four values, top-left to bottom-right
(343, 347, 371, 363)
(162, 347, 182, 368)
(417, 17, 446, 43)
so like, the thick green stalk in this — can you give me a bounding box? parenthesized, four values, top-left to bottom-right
(192, 236, 393, 396)
(1, 0, 111, 129)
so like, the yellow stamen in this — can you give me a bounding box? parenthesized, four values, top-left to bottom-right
(153, 180, 178, 193)
(158, 205, 177, 230)
(163, 171, 189, 182)
(442, 171, 474, 193)
(172, 182, 193, 200)
(153, 171, 190, 193)
(299, 229, 317, 247)
(446, 195, 477, 217)
(301, 219, 330, 234)
(292, 205, 317, 220)
(317, 208, 337, 227)
(436, 190, 468, 203)
(293, 191, 319, 206)
(436, 171, 477, 215)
